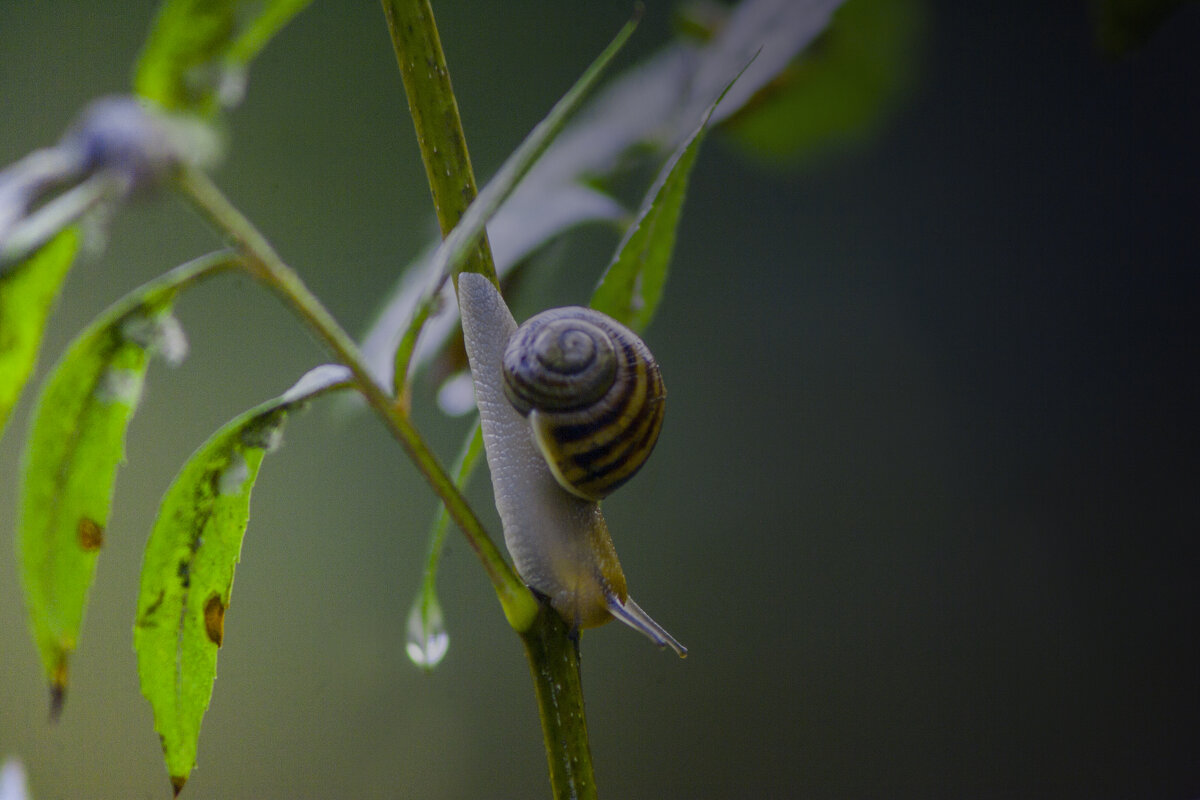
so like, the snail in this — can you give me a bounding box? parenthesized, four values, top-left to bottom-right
(458, 272, 685, 656)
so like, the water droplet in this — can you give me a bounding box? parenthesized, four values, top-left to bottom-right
(436, 371, 477, 416)
(217, 66, 248, 109)
(120, 310, 188, 365)
(217, 451, 250, 496)
(151, 313, 189, 365)
(406, 599, 449, 669)
(94, 367, 143, 405)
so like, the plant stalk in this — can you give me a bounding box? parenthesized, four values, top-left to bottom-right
(379, 2, 600, 797)
(173, 165, 535, 631)
(380, 0, 497, 288)
(521, 607, 599, 800)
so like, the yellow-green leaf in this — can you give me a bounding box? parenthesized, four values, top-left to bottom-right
(133, 365, 349, 794)
(722, 0, 923, 165)
(16, 253, 230, 714)
(135, 0, 313, 114)
(0, 229, 80, 439)
(590, 88, 722, 333)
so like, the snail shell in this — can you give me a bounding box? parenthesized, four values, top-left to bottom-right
(457, 273, 685, 656)
(501, 307, 665, 502)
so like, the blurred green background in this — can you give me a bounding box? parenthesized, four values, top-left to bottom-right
(2, 1, 1199, 798)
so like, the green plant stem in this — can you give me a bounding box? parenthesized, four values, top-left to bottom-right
(380, 0, 497, 288)
(521, 608, 598, 800)
(380, 2, 600, 798)
(173, 164, 535, 631)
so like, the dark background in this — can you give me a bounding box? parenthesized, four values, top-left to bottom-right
(1, 2, 1198, 798)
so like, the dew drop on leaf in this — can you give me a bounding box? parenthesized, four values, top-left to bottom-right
(95, 367, 143, 405)
(217, 451, 250, 496)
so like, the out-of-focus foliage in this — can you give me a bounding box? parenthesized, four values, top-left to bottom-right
(1091, 0, 1196, 55)
(719, 0, 925, 166)
(591, 87, 724, 333)
(0, 230, 80, 438)
(135, 0, 313, 114)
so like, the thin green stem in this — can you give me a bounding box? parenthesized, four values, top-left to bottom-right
(174, 164, 536, 631)
(521, 608, 598, 800)
(379, 3, 603, 798)
(380, 0, 497, 288)
(418, 420, 483, 601)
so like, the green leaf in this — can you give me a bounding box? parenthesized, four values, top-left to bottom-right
(590, 87, 723, 333)
(0, 229, 80, 439)
(226, 0, 314, 66)
(722, 0, 924, 166)
(133, 365, 350, 794)
(15, 252, 232, 713)
(135, 0, 313, 114)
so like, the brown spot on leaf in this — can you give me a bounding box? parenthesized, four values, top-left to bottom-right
(171, 774, 187, 796)
(77, 517, 104, 550)
(203, 593, 225, 647)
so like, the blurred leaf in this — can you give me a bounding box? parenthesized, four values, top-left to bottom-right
(16, 253, 229, 714)
(590, 83, 724, 332)
(135, 0, 313, 114)
(226, 0, 313, 66)
(133, 365, 349, 794)
(361, 0, 845, 386)
(722, 0, 924, 165)
(1091, 0, 1194, 56)
(0, 229, 80, 439)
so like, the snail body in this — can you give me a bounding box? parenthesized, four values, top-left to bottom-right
(458, 273, 684, 655)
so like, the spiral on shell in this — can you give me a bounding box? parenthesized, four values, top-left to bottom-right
(502, 306, 665, 502)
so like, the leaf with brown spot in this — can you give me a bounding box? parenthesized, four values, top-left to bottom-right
(16, 253, 231, 710)
(134, 365, 350, 789)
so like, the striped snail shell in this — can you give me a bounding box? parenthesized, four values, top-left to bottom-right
(501, 306, 665, 502)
